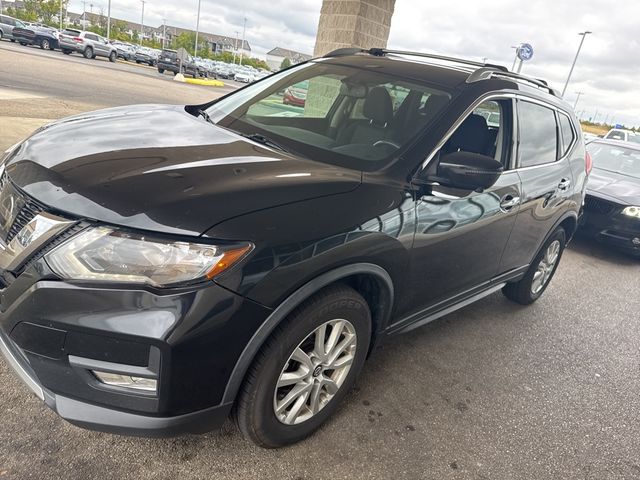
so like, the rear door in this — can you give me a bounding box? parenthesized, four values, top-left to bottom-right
(499, 98, 575, 271)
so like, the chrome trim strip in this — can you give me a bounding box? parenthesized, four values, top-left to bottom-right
(0, 212, 76, 271)
(0, 333, 45, 401)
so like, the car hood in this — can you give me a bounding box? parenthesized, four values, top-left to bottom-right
(5, 104, 361, 236)
(587, 168, 640, 205)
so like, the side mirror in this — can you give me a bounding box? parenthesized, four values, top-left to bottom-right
(435, 151, 503, 190)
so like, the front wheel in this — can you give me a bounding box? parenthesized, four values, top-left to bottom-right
(503, 227, 566, 305)
(108, 51, 116, 62)
(158, 68, 164, 74)
(234, 285, 371, 448)
(40, 38, 50, 50)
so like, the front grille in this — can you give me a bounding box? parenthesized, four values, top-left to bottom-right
(584, 195, 617, 215)
(0, 173, 44, 243)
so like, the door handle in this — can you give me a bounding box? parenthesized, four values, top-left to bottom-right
(500, 195, 520, 211)
(557, 178, 571, 191)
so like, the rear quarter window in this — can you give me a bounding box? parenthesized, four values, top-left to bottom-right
(558, 113, 576, 157)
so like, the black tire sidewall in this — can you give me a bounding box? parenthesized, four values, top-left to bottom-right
(242, 288, 371, 447)
(522, 228, 566, 302)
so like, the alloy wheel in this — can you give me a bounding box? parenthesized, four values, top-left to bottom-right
(531, 240, 561, 295)
(273, 319, 357, 425)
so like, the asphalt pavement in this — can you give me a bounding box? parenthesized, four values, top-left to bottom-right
(1, 39, 639, 480)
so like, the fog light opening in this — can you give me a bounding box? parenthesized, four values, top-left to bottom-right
(92, 371, 157, 393)
(632, 237, 640, 246)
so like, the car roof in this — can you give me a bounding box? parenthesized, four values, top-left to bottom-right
(316, 52, 569, 111)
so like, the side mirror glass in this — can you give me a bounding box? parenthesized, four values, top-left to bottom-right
(435, 151, 503, 190)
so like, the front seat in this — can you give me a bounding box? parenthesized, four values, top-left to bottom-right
(338, 87, 394, 145)
(445, 113, 491, 155)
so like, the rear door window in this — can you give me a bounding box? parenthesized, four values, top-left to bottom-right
(518, 101, 558, 167)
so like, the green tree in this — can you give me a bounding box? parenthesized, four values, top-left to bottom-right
(173, 31, 197, 55)
(280, 57, 292, 69)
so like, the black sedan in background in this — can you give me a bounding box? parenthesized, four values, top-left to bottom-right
(581, 139, 640, 257)
(12, 24, 59, 50)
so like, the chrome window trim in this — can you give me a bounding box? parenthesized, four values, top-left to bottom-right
(420, 90, 576, 174)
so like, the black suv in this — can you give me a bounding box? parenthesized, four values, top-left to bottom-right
(0, 48, 588, 448)
(157, 48, 199, 78)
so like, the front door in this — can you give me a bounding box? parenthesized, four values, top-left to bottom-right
(398, 98, 522, 321)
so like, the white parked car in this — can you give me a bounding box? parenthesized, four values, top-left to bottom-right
(234, 71, 254, 83)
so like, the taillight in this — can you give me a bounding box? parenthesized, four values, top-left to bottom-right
(73, 36, 82, 42)
(585, 151, 593, 175)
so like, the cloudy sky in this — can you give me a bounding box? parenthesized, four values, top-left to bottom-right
(68, 0, 639, 127)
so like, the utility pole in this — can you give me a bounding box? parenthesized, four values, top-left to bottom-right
(82, 0, 86, 29)
(573, 91, 584, 109)
(562, 31, 592, 97)
(239, 17, 246, 65)
(139, 0, 146, 46)
(162, 18, 166, 49)
(233, 31, 239, 64)
(106, 0, 111, 39)
(59, 0, 63, 29)
(194, 0, 201, 57)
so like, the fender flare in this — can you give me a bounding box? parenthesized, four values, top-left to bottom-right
(221, 262, 394, 404)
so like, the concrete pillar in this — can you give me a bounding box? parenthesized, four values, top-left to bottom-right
(314, 0, 396, 56)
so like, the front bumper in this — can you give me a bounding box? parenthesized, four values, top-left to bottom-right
(580, 210, 640, 256)
(1, 329, 231, 436)
(0, 267, 271, 436)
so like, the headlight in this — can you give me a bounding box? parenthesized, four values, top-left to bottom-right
(45, 227, 252, 287)
(622, 206, 640, 219)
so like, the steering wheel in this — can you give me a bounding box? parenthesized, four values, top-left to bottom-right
(373, 140, 401, 149)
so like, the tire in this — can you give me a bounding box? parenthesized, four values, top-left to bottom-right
(158, 68, 164, 74)
(11, 39, 16, 42)
(83, 47, 93, 59)
(192, 70, 198, 79)
(234, 284, 371, 448)
(40, 38, 50, 50)
(135, 60, 140, 64)
(502, 227, 566, 305)
(0, 31, 3, 40)
(20, 42, 27, 46)
(109, 51, 116, 62)
(62, 49, 71, 55)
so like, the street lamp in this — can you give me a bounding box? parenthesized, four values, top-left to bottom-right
(561, 31, 592, 98)
(139, 0, 146, 46)
(107, 0, 111, 39)
(194, 0, 201, 57)
(239, 17, 247, 66)
(573, 91, 584, 110)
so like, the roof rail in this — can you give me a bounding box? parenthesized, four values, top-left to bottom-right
(323, 47, 509, 72)
(466, 67, 560, 97)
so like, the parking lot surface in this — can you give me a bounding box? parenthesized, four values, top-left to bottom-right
(1, 41, 639, 480)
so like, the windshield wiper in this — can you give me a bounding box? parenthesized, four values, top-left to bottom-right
(240, 133, 293, 154)
(196, 108, 214, 125)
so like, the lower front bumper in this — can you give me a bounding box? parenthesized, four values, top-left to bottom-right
(1, 330, 232, 437)
(580, 212, 640, 256)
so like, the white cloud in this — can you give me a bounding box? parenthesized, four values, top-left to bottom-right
(68, 0, 639, 126)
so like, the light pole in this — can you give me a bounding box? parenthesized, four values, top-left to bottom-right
(561, 31, 592, 97)
(239, 17, 246, 65)
(510, 45, 520, 71)
(139, 0, 146, 46)
(162, 18, 166, 49)
(59, 0, 63, 29)
(106, 0, 111, 39)
(233, 31, 239, 64)
(194, 0, 201, 57)
(82, 0, 86, 29)
(573, 91, 584, 110)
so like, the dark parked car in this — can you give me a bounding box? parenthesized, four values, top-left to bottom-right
(580, 139, 640, 256)
(134, 47, 157, 66)
(12, 24, 59, 50)
(156, 48, 199, 77)
(0, 48, 588, 448)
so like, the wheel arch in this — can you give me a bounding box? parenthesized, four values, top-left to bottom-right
(530, 211, 578, 266)
(221, 262, 394, 405)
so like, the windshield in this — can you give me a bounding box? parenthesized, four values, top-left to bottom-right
(205, 61, 451, 170)
(588, 142, 640, 179)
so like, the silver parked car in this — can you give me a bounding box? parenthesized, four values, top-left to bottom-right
(0, 14, 27, 41)
(58, 28, 117, 62)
